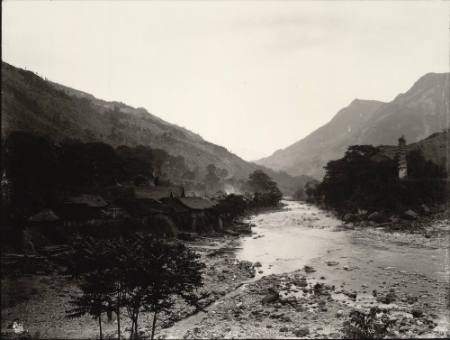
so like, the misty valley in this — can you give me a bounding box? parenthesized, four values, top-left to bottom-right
(1, 19, 450, 340)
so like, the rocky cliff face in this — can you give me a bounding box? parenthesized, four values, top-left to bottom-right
(257, 72, 450, 179)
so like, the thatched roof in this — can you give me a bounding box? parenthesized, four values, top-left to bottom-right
(177, 197, 217, 210)
(135, 186, 184, 201)
(65, 194, 108, 208)
(29, 209, 60, 222)
(120, 198, 165, 217)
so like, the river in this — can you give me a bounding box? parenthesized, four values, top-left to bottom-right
(237, 200, 449, 283)
(161, 200, 450, 338)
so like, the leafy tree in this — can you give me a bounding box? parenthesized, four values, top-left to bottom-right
(151, 149, 170, 178)
(316, 145, 447, 214)
(66, 235, 205, 340)
(204, 164, 220, 193)
(182, 170, 196, 187)
(65, 236, 123, 339)
(214, 194, 248, 223)
(5, 132, 59, 211)
(217, 168, 229, 180)
(304, 180, 321, 203)
(247, 170, 282, 206)
(121, 235, 204, 339)
(66, 271, 112, 340)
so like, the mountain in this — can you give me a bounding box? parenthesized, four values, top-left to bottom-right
(1, 62, 312, 194)
(257, 72, 450, 179)
(1, 62, 256, 179)
(256, 99, 385, 178)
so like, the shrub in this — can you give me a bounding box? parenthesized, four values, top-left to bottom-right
(342, 307, 396, 339)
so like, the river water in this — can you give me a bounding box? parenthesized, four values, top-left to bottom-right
(162, 200, 450, 338)
(235, 200, 449, 335)
(237, 200, 449, 284)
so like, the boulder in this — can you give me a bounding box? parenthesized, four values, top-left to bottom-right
(390, 216, 400, 223)
(412, 308, 424, 318)
(402, 210, 418, 220)
(293, 275, 308, 287)
(304, 265, 316, 273)
(294, 327, 310, 337)
(224, 229, 239, 236)
(279, 295, 297, 306)
(336, 310, 344, 318)
(377, 291, 396, 304)
(262, 289, 279, 304)
(358, 209, 368, 216)
(368, 211, 388, 223)
(420, 204, 431, 214)
(342, 213, 357, 222)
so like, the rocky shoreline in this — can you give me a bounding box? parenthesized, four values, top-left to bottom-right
(159, 207, 450, 339)
(0, 232, 259, 339)
(2, 206, 449, 339)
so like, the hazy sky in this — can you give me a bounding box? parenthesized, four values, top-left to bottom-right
(2, 1, 449, 161)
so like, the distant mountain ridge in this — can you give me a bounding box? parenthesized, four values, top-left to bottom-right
(1, 62, 311, 194)
(257, 72, 450, 178)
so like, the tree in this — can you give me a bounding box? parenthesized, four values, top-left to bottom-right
(204, 164, 220, 193)
(66, 235, 205, 340)
(66, 271, 112, 340)
(304, 180, 320, 203)
(5, 131, 60, 215)
(121, 235, 204, 339)
(217, 168, 229, 180)
(214, 194, 248, 223)
(247, 170, 282, 206)
(317, 145, 447, 214)
(65, 237, 123, 339)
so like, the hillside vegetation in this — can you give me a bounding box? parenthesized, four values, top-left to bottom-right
(1, 62, 310, 195)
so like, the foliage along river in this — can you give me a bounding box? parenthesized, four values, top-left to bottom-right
(162, 200, 450, 338)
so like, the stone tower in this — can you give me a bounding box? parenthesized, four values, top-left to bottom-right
(398, 136, 407, 179)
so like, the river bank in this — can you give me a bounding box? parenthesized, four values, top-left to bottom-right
(2, 201, 449, 339)
(0, 234, 260, 339)
(160, 201, 450, 339)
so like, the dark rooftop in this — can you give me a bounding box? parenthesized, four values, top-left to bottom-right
(177, 197, 218, 210)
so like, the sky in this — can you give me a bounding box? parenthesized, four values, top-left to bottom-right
(2, 1, 449, 161)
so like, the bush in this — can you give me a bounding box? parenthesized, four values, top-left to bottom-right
(342, 307, 396, 339)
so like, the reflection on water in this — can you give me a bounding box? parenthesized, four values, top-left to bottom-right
(236, 200, 345, 277)
(236, 200, 449, 283)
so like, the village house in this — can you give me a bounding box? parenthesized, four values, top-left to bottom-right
(28, 209, 60, 225)
(162, 196, 223, 234)
(58, 194, 108, 227)
(101, 204, 129, 220)
(134, 185, 184, 201)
